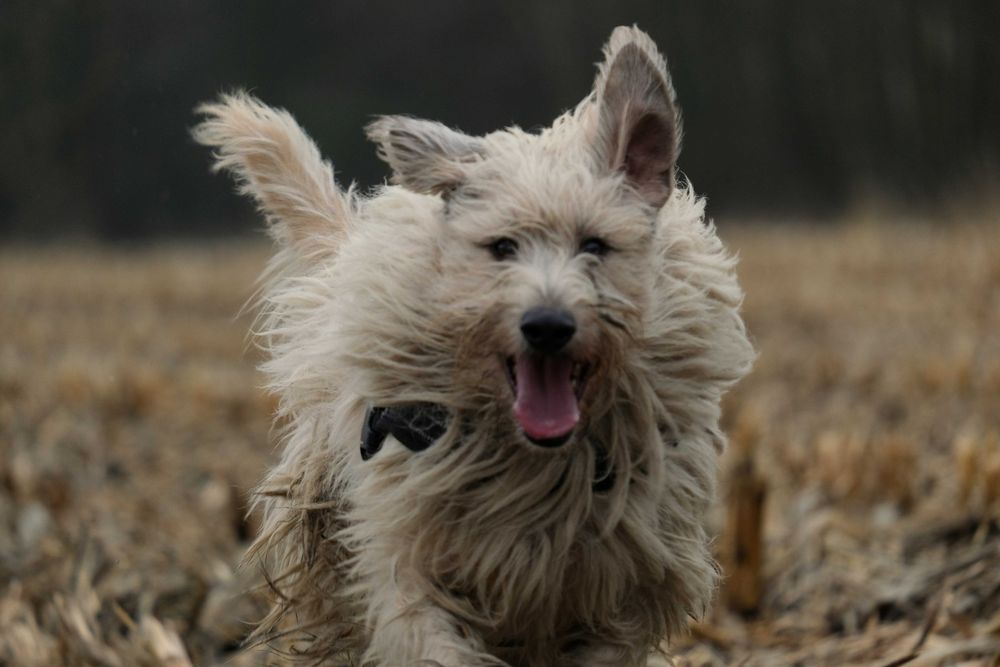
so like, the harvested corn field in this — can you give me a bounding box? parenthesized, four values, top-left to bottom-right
(1, 219, 998, 666)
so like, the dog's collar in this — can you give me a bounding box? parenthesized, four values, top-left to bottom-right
(360, 403, 449, 460)
(360, 404, 614, 492)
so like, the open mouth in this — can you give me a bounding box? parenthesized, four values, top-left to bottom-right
(504, 354, 591, 447)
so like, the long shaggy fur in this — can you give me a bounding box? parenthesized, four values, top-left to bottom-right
(195, 26, 753, 667)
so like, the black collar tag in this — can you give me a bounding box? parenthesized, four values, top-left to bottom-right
(360, 403, 449, 460)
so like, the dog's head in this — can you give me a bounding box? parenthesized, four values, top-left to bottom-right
(359, 26, 681, 450)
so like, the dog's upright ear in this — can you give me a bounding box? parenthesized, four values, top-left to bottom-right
(593, 26, 681, 209)
(193, 92, 351, 259)
(366, 116, 484, 197)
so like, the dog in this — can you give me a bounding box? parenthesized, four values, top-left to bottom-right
(194, 25, 753, 667)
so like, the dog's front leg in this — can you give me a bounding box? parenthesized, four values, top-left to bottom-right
(366, 575, 504, 667)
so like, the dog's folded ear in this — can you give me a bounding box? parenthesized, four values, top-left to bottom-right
(193, 92, 351, 260)
(366, 116, 484, 197)
(594, 26, 681, 209)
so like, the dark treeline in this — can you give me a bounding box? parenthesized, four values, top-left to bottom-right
(1, 0, 998, 240)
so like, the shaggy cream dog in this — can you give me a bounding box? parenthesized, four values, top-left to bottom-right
(195, 25, 753, 667)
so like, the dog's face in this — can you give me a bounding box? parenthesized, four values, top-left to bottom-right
(363, 28, 680, 450)
(431, 149, 658, 449)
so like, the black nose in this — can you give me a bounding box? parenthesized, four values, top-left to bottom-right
(520, 307, 576, 354)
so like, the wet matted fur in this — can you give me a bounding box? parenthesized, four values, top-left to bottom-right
(194, 26, 753, 667)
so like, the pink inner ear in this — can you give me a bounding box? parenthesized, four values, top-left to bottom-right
(624, 112, 675, 207)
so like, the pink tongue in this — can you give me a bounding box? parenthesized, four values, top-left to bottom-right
(513, 354, 579, 441)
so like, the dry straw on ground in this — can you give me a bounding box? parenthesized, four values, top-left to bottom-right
(1, 219, 998, 666)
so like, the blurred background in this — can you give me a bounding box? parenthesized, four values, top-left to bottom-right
(1, 0, 999, 240)
(1, 2, 999, 666)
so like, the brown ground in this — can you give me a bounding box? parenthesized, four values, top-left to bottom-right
(1, 219, 998, 666)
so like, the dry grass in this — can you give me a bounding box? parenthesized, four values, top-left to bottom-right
(1, 219, 998, 666)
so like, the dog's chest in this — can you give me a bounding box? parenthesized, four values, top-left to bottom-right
(472, 527, 642, 658)
(436, 496, 640, 634)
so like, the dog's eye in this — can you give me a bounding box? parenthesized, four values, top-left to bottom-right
(579, 237, 610, 257)
(489, 237, 519, 261)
